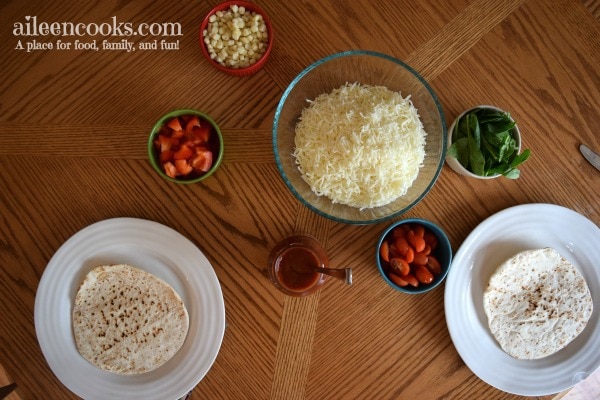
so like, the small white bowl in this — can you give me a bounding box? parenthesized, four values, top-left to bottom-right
(445, 105, 521, 179)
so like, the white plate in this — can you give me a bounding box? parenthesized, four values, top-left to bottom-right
(445, 203, 600, 396)
(34, 218, 226, 400)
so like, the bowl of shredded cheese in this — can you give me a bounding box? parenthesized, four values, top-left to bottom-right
(200, 1, 273, 76)
(273, 50, 446, 224)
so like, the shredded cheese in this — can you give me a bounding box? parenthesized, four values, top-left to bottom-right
(293, 82, 426, 209)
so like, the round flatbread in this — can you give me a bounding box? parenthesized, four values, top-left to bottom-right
(73, 264, 189, 374)
(483, 248, 593, 360)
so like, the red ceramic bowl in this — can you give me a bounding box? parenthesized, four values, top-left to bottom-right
(199, 1, 274, 77)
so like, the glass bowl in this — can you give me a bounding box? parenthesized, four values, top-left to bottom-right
(272, 50, 446, 224)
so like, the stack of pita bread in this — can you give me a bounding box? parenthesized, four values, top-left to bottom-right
(72, 264, 189, 374)
(483, 248, 593, 360)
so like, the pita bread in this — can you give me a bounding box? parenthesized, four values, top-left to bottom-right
(73, 264, 189, 374)
(483, 248, 593, 360)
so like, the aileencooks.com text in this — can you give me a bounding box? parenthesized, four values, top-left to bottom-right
(13, 15, 183, 38)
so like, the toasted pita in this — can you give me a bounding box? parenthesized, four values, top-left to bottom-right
(483, 248, 593, 360)
(73, 264, 189, 374)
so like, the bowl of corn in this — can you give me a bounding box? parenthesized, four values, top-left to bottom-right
(199, 1, 274, 76)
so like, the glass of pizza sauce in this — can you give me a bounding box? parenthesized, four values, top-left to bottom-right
(267, 235, 329, 297)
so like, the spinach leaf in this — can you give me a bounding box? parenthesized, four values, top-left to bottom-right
(504, 168, 521, 179)
(484, 120, 516, 134)
(497, 133, 515, 162)
(454, 114, 469, 140)
(511, 148, 531, 167)
(480, 134, 500, 160)
(468, 141, 485, 176)
(475, 108, 506, 123)
(467, 114, 481, 150)
(448, 137, 469, 167)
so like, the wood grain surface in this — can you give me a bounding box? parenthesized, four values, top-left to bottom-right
(1, 0, 599, 399)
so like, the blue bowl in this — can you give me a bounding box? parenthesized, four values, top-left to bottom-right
(376, 218, 452, 294)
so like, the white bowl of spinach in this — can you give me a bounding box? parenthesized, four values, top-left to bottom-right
(446, 105, 530, 179)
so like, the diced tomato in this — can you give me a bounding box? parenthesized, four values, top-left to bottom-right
(154, 135, 171, 152)
(157, 134, 178, 152)
(163, 161, 177, 178)
(179, 114, 192, 124)
(185, 116, 201, 135)
(171, 129, 185, 139)
(159, 150, 174, 163)
(158, 126, 171, 136)
(191, 148, 213, 172)
(167, 118, 183, 131)
(175, 159, 193, 175)
(173, 145, 194, 160)
(181, 139, 195, 149)
(192, 125, 211, 144)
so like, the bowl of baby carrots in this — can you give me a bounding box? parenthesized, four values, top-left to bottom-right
(148, 109, 224, 184)
(376, 218, 452, 294)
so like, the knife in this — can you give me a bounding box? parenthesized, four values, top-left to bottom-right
(0, 383, 17, 398)
(580, 144, 600, 172)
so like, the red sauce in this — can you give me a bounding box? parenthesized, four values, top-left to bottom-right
(274, 247, 322, 293)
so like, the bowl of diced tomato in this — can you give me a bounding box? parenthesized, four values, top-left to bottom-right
(376, 218, 452, 294)
(148, 109, 224, 183)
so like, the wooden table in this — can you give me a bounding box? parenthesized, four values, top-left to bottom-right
(1, 0, 599, 399)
